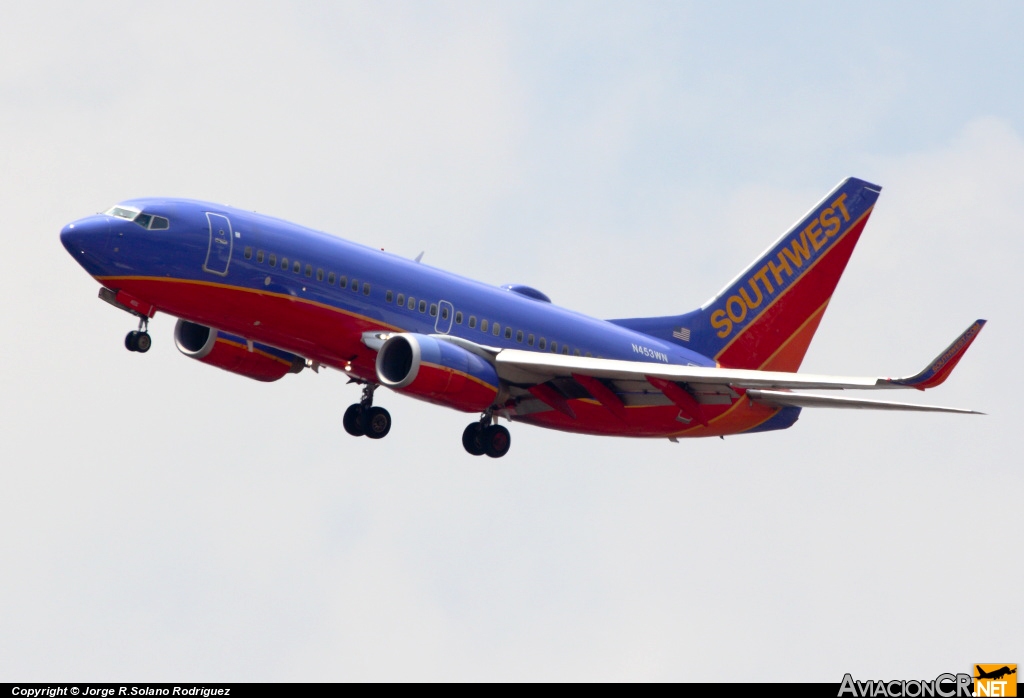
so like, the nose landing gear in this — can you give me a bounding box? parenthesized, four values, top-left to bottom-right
(343, 383, 392, 439)
(125, 317, 152, 353)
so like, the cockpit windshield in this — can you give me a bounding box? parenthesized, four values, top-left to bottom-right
(104, 205, 170, 230)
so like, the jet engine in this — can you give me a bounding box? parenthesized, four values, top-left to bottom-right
(173, 319, 305, 382)
(375, 333, 500, 412)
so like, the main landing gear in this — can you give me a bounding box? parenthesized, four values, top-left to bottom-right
(462, 414, 511, 458)
(343, 383, 392, 440)
(125, 317, 152, 353)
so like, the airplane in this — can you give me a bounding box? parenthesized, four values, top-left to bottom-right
(975, 666, 1016, 681)
(59, 177, 985, 457)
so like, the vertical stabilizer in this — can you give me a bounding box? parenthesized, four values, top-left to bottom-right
(610, 178, 882, 370)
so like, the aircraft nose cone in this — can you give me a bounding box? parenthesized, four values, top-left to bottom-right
(60, 216, 110, 257)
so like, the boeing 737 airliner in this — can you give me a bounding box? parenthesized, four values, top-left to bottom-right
(60, 177, 984, 457)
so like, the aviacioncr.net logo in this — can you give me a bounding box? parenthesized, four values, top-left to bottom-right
(839, 673, 973, 697)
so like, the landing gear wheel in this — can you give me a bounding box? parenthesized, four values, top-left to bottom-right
(125, 331, 139, 352)
(362, 406, 391, 440)
(462, 423, 485, 456)
(343, 404, 365, 437)
(134, 332, 152, 353)
(483, 424, 511, 458)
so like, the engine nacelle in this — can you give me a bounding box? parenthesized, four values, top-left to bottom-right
(174, 319, 305, 382)
(376, 333, 500, 412)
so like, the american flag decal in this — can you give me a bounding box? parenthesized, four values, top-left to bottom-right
(672, 327, 691, 342)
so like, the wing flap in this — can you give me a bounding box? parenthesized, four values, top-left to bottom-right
(747, 389, 983, 414)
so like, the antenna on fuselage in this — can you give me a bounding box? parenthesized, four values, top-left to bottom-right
(414, 251, 424, 263)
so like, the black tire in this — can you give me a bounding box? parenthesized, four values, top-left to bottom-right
(363, 406, 391, 440)
(484, 424, 511, 458)
(462, 423, 485, 456)
(343, 404, 365, 437)
(135, 332, 152, 353)
(125, 331, 139, 352)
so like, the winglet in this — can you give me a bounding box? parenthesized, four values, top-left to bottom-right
(890, 320, 986, 390)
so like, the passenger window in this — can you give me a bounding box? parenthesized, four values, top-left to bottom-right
(516, 330, 523, 343)
(504, 327, 512, 339)
(493, 323, 501, 336)
(305, 264, 313, 277)
(351, 279, 359, 292)
(316, 268, 324, 281)
(257, 250, 265, 264)
(363, 283, 370, 295)
(469, 316, 477, 329)
(281, 257, 289, 269)
(269, 254, 277, 266)
(340, 276, 347, 289)
(244, 246, 253, 259)
(573, 349, 581, 356)
(419, 300, 426, 313)
(408, 297, 415, 310)
(585, 352, 593, 358)
(539, 338, 546, 350)
(397, 293, 405, 306)
(386, 291, 394, 303)
(328, 272, 336, 285)
(480, 319, 488, 332)
(527, 334, 534, 346)
(441, 306, 449, 320)
(562, 346, 570, 355)
(455, 311, 463, 324)
(429, 303, 437, 317)
(293, 261, 301, 273)
(551, 341, 558, 353)
(150, 216, 169, 230)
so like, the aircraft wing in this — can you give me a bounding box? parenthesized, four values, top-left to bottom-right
(437, 319, 986, 418)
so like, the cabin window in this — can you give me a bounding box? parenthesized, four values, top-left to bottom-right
(585, 352, 593, 358)
(316, 268, 324, 282)
(455, 311, 463, 324)
(573, 349, 581, 356)
(386, 291, 393, 303)
(305, 264, 313, 277)
(339, 276, 347, 289)
(538, 338, 546, 350)
(149, 216, 170, 230)
(504, 327, 512, 339)
(397, 293, 405, 306)
(480, 319, 488, 332)
(328, 272, 336, 285)
(257, 250, 265, 264)
(408, 297, 415, 310)
(516, 330, 524, 343)
(468, 316, 477, 329)
(551, 341, 558, 353)
(363, 283, 370, 295)
(527, 334, 534, 346)
(440, 306, 449, 320)
(429, 303, 438, 317)
(351, 279, 359, 292)
(269, 254, 277, 266)
(292, 261, 301, 273)
(493, 323, 501, 337)
(281, 257, 289, 269)
(562, 346, 570, 355)
(244, 246, 252, 260)
(418, 300, 426, 313)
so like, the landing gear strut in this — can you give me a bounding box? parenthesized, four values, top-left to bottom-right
(125, 316, 152, 353)
(344, 383, 392, 440)
(462, 413, 511, 458)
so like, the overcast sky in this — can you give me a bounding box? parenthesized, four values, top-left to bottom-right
(1, 1, 1020, 682)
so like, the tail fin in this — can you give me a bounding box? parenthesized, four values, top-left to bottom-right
(610, 177, 882, 370)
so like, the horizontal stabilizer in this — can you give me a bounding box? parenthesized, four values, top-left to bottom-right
(747, 389, 983, 414)
(887, 320, 986, 390)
